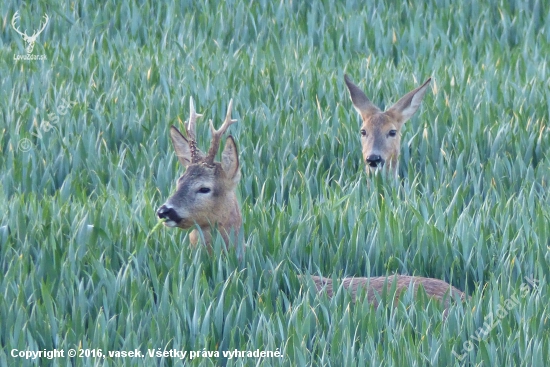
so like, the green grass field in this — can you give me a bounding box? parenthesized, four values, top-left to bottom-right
(1, 0, 549, 365)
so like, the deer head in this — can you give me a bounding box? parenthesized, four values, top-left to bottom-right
(157, 98, 241, 248)
(344, 75, 431, 176)
(11, 12, 49, 54)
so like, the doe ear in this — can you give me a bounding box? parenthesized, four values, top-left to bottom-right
(169, 126, 192, 167)
(344, 74, 381, 116)
(221, 135, 240, 181)
(386, 78, 431, 124)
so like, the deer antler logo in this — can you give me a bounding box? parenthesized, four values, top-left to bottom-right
(11, 11, 49, 54)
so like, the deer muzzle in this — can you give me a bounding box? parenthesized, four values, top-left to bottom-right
(156, 204, 182, 227)
(365, 154, 384, 168)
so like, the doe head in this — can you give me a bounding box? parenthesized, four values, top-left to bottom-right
(344, 74, 431, 176)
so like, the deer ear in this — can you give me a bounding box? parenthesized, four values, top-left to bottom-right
(170, 126, 193, 167)
(221, 136, 240, 181)
(386, 78, 431, 124)
(170, 126, 206, 166)
(344, 74, 381, 117)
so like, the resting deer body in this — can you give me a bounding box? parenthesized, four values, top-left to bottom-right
(157, 98, 241, 248)
(309, 275, 466, 308)
(344, 74, 431, 176)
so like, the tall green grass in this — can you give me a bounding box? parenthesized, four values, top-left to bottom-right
(1, 0, 549, 365)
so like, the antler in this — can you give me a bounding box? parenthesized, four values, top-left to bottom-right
(185, 97, 204, 164)
(11, 12, 27, 38)
(205, 99, 237, 165)
(32, 14, 49, 38)
(11, 12, 49, 54)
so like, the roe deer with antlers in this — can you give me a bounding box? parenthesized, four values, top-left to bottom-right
(157, 98, 241, 248)
(344, 75, 431, 176)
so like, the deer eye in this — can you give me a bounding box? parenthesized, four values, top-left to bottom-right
(360, 129, 367, 137)
(388, 130, 397, 137)
(198, 187, 211, 194)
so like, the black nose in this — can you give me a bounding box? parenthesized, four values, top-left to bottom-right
(157, 205, 178, 221)
(366, 154, 384, 167)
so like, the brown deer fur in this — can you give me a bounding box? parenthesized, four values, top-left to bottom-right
(344, 75, 431, 176)
(157, 98, 241, 248)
